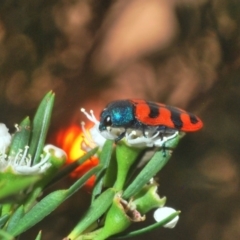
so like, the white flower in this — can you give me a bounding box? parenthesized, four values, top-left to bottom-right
(0, 145, 52, 175)
(80, 108, 107, 150)
(0, 123, 12, 153)
(81, 108, 180, 148)
(0, 124, 66, 175)
(0, 140, 65, 175)
(153, 207, 179, 228)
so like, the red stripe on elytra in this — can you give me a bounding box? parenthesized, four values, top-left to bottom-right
(180, 113, 203, 131)
(130, 99, 203, 131)
(134, 104, 176, 128)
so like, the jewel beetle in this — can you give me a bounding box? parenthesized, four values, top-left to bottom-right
(99, 99, 203, 141)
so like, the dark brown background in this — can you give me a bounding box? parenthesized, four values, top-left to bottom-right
(1, 0, 240, 239)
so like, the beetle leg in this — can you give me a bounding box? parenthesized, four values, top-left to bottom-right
(143, 126, 147, 137)
(155, 126, 166, 140)
(115, 129, 126, 142)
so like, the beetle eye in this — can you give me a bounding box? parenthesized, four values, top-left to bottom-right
(104, 116, 112, 127)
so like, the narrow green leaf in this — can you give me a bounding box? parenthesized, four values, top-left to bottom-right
(35, 231, 42, 240)
(8, 117, 31, 158)
(92, 140, 114, 201)
(6, 205, 24, 233)
(103, 149, 117, 188)
(47, 147, 98, 188)
(122, 133, 181, 199)
(11, 165, 101, 236)
(0, 214, 10, 228)
(67, 165, 102, 195)
(0, 173, 41, 203)
(28, 91, 55, 165)
(22, 187, 42, 213)
(123, 150, 171, 199)
(68, 188, 116, 239)
(99, 140, 114, 168)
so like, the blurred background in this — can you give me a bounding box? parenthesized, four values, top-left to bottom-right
(1, 0, 240, 239)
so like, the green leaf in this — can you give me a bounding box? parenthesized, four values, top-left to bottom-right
(0, 173, 41, 203)
(0, 214, 10, 228)
(35, 231, 42, 240)
(11, 165, 101, 236)
(6, 205, 24, 233)
(123, 134, 181, 199)
(99, 140, 114, 169)
(68, 188, 116, 239)
(103, 148, 117, 188)
(8, 117, 31, 158)
(28, 91, 55, 165)
(24, 148, 99, 213)
(47, 147, 98, 188)
(67, 165, 102, 195)
(123, 150, 171, 199)
(92, 140, 114, 201)
(22, 187, 42, 213)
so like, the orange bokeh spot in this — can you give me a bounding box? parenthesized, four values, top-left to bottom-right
(54, 124, 99, 190)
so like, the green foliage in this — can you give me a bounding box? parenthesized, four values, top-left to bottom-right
(0, 92, 102, 239)
(67, 134, 181, 240)
(11, 166, 101, 237)
(0, 173, 41, 203)
(0, 91, 182, 239)
(28, 91, 55, 165)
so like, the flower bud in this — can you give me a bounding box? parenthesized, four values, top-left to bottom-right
(43, 144, 66, 168)
(153, 207, 179, 228)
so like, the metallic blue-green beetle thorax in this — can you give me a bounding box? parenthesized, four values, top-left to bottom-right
(99, 100, 135, 131)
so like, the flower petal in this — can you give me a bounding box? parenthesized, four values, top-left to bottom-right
(0, 123, 11, 152)
(153, 207, 179, 228)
